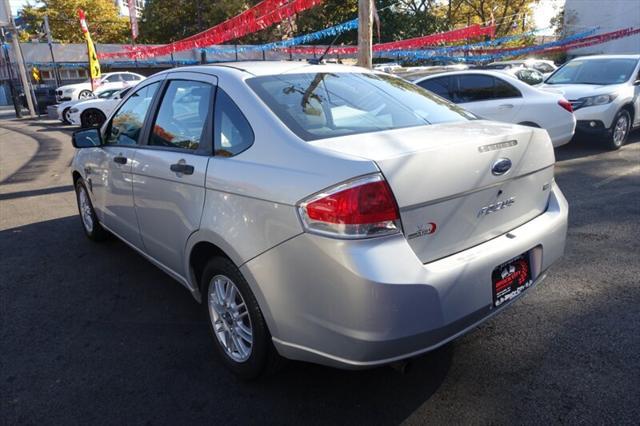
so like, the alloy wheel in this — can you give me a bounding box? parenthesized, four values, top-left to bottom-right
(78, 186, 94, 233)
(613, 115, 629, 146)
(208, 274, 253, 362)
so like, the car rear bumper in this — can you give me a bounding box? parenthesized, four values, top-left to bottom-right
(547, 115, 576, 147)
(241, 182, 569, 369)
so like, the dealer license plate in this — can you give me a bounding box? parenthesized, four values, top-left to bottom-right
(492, 253, 533, 307)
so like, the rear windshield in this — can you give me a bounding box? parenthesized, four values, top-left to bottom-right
(247, 72, 474, 141)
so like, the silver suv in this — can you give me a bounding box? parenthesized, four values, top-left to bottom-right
(71, 62, 568, 379)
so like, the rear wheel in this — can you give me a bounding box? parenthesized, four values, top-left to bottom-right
(607, 110, 631, 150)
(75, 180, 108, 241)
(201, 257, 282, 380)
(81, 109, 106, 128)
(78, 90, 93, 99)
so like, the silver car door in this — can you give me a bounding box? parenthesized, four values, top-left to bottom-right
(131, 72, 215, 276)
(91, 80, 162, 249)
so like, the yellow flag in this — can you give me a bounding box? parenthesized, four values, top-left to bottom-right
(78, 9, 101, 90)
(31, 66, 41, 82)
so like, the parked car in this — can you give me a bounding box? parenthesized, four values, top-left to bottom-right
(501, 67, 545, 86)
(398, 63, 469, 81)
(70, 62, 568, 379)
(485, 59, 557, 77)
(415, 70, 576, 147)
(373, 62, 402, 73)
(57, 88, 121, 124)
(55, 72, 145, 102)
(68, 87, 132, 128)
(540, 54, 640, 149)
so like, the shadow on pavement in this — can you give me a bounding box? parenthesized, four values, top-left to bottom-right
(1, 215, 452, 425)
(555, 129, 640, 162)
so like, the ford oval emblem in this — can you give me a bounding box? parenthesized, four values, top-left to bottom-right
(491, 158, 512, 176)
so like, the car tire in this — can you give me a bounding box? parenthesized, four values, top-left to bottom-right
(78, 90, 93, 99)
(80, 109, 106, 128)
(62, 107, 71, 124)
(607, 109, 631, 150)
(75, 179, 108, 241)
(201, 256, 283, 380)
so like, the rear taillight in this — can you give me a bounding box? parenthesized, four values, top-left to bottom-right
(558, 99, 573, 113)
(297, 174, 401, 239)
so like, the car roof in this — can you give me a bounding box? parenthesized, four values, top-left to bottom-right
(159, 61, 371, 78)
(415, 69, 526, 82)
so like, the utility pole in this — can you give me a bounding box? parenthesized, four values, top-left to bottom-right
(357, 0, 373, 68)
(43, 15, 61, 86)
(2, 0, 36, 117)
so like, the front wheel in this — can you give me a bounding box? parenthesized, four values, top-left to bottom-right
(202, 257, 282, 380)
(75, 180, 108, 241)
(607, 110, 631, 150)
(62, 107, 71, 124)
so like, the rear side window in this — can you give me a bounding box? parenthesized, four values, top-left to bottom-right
(105, 82, 160, 146)
(494, 78, 522, 98)
(418, 77, 453, 101)
(454, 75, 521, 102)
(455, 75, 495, 102)
(149, 80, 213, 151)
(214, 89, 254, 157)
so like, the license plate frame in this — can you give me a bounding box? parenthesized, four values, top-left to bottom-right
(492, 252, 533, 308)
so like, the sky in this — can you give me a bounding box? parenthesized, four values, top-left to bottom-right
(8, 0, 566, 33)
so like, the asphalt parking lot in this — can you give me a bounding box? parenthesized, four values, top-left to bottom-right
(1, 111, 639, 425)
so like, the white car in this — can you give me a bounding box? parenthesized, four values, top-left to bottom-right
(500, 67, 545, 86)
(55, 72, 145, 102)
(540, 54, 640, 150)
(486, 59, 557, 78)
(56, 88, 121, 124)
(68, 87, 133, 128)
(415, 70, 576, 147)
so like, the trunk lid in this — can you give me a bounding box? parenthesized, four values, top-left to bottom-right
(310, 120, 555, 263)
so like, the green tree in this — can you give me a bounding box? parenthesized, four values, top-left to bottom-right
(436, 0, 537, 36)
(138, 0, 286, 44)
(18, 0, 129, 43)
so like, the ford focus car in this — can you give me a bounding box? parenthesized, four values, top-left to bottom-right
(70, 62, 568, 379)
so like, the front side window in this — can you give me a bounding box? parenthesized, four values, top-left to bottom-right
(122, 74, 141, 81)
(105, 82, 160, 146)
(149, 80, 213, 151)
(418, 77, 454, 101)
(546, 58, 638, 85)
(214, 89, 254, 157)
(247, 72, 473, 141)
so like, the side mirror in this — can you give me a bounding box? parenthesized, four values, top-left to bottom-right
(633, 79, 640, 86)
(72, 128, 102, 148)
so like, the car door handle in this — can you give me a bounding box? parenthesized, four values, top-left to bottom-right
(113, 156, 127, 164)
(170, 163, 194, 175)
(499, 104, 514, 109)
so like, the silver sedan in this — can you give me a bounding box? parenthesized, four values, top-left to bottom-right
(70, 62, 568, 379)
